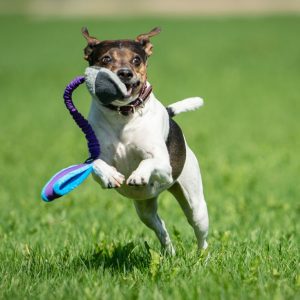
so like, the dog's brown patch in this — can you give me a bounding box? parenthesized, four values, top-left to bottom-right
(92, 44, 147, 79)
(87, 40, 147, 64)
(166, 118, 186, 180)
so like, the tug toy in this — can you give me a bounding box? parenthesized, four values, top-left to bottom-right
(41, 76, 98, 201)
(41, 67, 128, 202)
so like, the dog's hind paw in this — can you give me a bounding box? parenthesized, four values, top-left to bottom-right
(92, 159, 125, 188)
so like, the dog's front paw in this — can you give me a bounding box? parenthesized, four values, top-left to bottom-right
(152, 170, 173, 185)
(126, 170, 151, 186)
(92, 159, 125, 188)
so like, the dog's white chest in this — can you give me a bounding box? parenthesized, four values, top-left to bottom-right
(88, 96, 172, 199)
(112, 139, 142, 176)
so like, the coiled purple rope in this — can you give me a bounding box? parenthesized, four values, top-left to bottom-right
(41, 76, 100, 202)
(63, 76, 100, 161)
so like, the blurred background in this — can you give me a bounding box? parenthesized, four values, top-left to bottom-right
(1, 0, 300, 16)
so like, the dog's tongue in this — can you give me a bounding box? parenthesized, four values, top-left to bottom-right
(85, 67, 128, 104)
(125, 85, 133, 97)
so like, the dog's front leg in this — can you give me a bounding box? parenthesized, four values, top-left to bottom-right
(127, 147, 173, 186)
(92, 159, 125, 189)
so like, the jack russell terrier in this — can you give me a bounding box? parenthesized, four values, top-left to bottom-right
(82, 27, 209, 255)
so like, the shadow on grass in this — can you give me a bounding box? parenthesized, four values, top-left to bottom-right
(79, 241, 151, 273)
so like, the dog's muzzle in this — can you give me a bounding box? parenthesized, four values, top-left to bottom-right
(116, 68, 141, 97)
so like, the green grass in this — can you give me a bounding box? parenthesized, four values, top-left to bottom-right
(0, 15, 299, 299)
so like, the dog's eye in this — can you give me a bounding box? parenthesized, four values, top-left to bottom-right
(132, 56, 141, 66)
(101, 56, 112, 64)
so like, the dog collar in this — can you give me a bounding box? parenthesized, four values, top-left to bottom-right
(105, 82, 152, 116)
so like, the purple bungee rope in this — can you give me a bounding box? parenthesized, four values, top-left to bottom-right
(63, 76, 100, 161)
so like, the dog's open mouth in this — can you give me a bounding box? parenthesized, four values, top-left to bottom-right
(124, 81, 140, 98)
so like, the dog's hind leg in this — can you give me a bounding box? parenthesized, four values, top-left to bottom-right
(168, 146, 209, 250)
(133, 197, 175, 255)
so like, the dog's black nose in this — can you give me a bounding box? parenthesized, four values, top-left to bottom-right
(117, 68, 133, 82)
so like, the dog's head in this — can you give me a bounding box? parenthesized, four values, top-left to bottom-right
(82, 27, 161, 103)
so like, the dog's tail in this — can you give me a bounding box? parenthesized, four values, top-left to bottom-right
(166, 97, 204, 117)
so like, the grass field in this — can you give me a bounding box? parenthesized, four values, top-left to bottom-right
(0, 15, 299, 299)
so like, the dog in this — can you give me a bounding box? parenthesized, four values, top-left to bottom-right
(82, 27, 209, 255)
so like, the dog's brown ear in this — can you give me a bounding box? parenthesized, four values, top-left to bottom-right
(136, 27, 161, 57)
(81, 27, 100, 61)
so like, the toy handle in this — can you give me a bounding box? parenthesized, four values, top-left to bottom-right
(41, 163, 93, 202)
